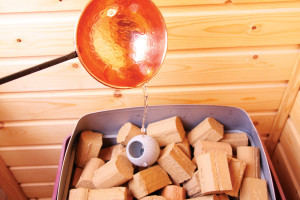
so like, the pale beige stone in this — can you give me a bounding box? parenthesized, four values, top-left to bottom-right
(147, 116, 185, 147)
(187, 117, 223, 147)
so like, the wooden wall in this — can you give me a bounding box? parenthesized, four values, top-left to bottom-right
(272, 91, 300, 200)
(1, 0, 300, 199)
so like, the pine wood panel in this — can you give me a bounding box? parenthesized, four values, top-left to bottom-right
(2, 3, 300, 58)
(0, 120, 75, 146)
(280, 118, 300, 184)
(163, 3, 300, 50)
(0, 0, 88, 13)
(0, 145, 62, 167)
(150, 46, 297, 86)
(10, 166, 58, 183)
(0, 1, 299, 199)
(1, 0, 298, 14)
(0, 156, 27, 200)
(272, 143, 300, 200)
(0, 83, 286, 121)
(0, 46, 297, 93)
(290, 91, 300, 134)
(266, 55, 300, 154)
(232, 0, 297, 3)
(0, 111, 274, 146)
(249, 111, 276, 135)
(1, 0, 299, 14)
(0, 0, 227, 13)
(21, 183, 54, 199)
(0, 12, 77, 58)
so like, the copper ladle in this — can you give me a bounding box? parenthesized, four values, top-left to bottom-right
(0, 0, 167, 89)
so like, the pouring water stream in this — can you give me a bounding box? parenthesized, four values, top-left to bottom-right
(141, 83, 148, 133)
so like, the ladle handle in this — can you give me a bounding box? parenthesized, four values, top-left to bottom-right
(0, 51, 78, 85)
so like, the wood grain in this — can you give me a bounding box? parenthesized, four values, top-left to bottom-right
(0, 111, 274, 147)
(0, 145, 62, 167)
(249, 111, 276, 135)
(267, 55, 300, 155)
(0, 12, 77, 57)
(21, 182, 54, 199)
(0, 119, 75, 146)
(272, 143, 300, 200)
(151, 46, 297, 86)
(0, 46, 297, 92)
(2, 3, 300, 57)
(0, 156, 27, 200)
(10, 165, 58, 183)
(0, 83, 285, 121)
(163, 3, 300, 50)
(0, 0, 227, 13)
(232, 0, 297, 3)
(290, 91, 300, 134)
(1, 0, 299, 13)
(280, 118, 300, 184)
(0, 0, 297, 13)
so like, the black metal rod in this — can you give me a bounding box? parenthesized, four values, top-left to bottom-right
(0, 51, 78, 85)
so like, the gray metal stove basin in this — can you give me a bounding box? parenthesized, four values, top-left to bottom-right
(57, 104, 275, 200)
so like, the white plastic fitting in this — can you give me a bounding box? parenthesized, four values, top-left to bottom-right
(126, 135, 160, 167)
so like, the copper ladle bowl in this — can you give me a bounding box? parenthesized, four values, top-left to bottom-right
(0, 0, 167, 89)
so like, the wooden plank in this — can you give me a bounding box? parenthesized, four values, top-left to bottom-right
(0, 156, 27, 200)
(0, 56, 105, 92)
(10, 165, 58, 183)
(0, 83, 285, 121)
(0, 45, 297, 92)
(0, 12, 77, 58)
(0, 119, 75, 146)
(0, 0, 227, 13)
(272, 143, 300, 200)
(154, 0, 226, 6)
(290, 91, 300, 134)
(280, 118, 300, 184)
(151, 46, 297, 85)
(0, 111, 273, 146)
(232, 0, 297, 3)
(1, 0, 300, 14)
(21, 182, 54, 199)
(2, 3, 300, 57)
(267, 55, 300, 155)
(0, 0, 88, 13)
(249, 111, 276, 135)
(162, 3, 300, 50)
(0, 145, 62, 167)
